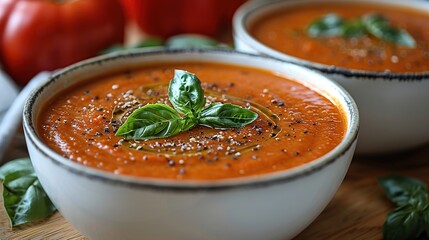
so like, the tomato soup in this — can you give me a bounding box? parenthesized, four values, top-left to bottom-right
(250, 2, 429, 72)
(38, 63, 346, 180)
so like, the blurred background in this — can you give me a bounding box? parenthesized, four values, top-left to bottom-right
(0, 0, 247, 86)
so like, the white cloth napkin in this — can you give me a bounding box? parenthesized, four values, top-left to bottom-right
(0, 71, 52, 161)
(0, 69, 19, 122)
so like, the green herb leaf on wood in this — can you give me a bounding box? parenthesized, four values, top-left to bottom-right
(379, 175, 427, 207)
(0, 158, 56, 227)
(383, 204, 425, 240)
(199, 103, 258, 129)
(379, 175, 429, 240)
(423, 205, 429, 235)
(101, 38, 165, 54)
(166, 34, 223, 48)
(115, 104, 196, 140)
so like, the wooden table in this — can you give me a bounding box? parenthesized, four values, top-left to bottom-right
(1, 132, 428, 240)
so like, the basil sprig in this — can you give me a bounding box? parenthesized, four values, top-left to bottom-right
(115, 104, 197, 139)
(307, 14, 348, 37)
(0, 158, 56, 227)
(199, 103, 259, 129)
(308, 13, 416, 48)
(115, 70, 258, 140)
(168, 69, 206, 116)
(361, 14, 416, 48)
(379, 175, 429, 240)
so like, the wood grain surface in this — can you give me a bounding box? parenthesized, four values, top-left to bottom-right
(1, 132, 428, 240)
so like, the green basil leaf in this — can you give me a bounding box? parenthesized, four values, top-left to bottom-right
(115, 70, 259, 140)
(0, 158, 34, 181)
(134, 38, 164, 48)
(383, 204, 425, 240)
(182, 115, 199, 132)
(307, 14, 346, 37)
(362, 14, 416, 48)
(199, 103, 258, 129)
(101, 38, 164, 54)
(166, 34, 222, 48)
(168, 70, 205, 116)
(379, 175, 427, 206)
(115, 104, 195, 139)
(0, 158, 56, 227)
(423, 205, 429, 236)
(343, 20, 366, 38)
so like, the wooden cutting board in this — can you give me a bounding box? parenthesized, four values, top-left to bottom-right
(1, 134, 428, 240)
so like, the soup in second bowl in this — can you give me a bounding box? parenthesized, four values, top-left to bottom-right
(250, 2, 429, 72)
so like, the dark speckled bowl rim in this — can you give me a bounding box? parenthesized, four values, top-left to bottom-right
(233, 0, 429, 81)
(23, 48, 359, 192)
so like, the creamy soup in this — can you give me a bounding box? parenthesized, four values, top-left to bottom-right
(38, 62, 346, 180)
(250, 2, 429, 72)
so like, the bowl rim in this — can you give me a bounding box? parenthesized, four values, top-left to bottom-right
(23, 48, 359, 191)
(233, 0, 429, 81)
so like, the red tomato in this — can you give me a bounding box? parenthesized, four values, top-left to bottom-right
(0, 0, 125, 85)
(120, 0, 246, 38)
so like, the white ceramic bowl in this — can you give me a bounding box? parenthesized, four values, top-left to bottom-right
(23, 49, 358, 240)
(233, 0, 429, 154)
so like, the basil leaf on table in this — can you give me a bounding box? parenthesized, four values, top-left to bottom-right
(134, 38, 165, 48)
(362, 14, 416, 48)
(383, 204, 425, 240)
(379, 175, 427, 206)
(168, 70, 205, 116)
(101, 38, 165, 54)
(166, 34, 222, 48)
(423, 206, 429, 234)
(379, 175, 429, 240)
(102, 34, 225, 55)
(115, 104, 195, 140)
(0, 158, 56, 227)
(199, 103, 258, 129)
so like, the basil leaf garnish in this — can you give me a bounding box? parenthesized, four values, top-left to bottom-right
(307, 13, 416, 48)
(182, 115, 199, 132)
(362, 14, 416, 48)
(116, 70, 258, 140)
(379, 175, 427, 206)
(115, 104, 195, 140)
(308, 14, 346, 37)
(199, 103, 258, 129)
(343, 20, 365, 38)
(168, 70, 205, 116)
(0, 158, 56, 227)
(379, 175, 429, 240)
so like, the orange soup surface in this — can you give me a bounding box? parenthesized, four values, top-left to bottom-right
(250, 3, 429, 72)
(38, 63, 346, 180)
